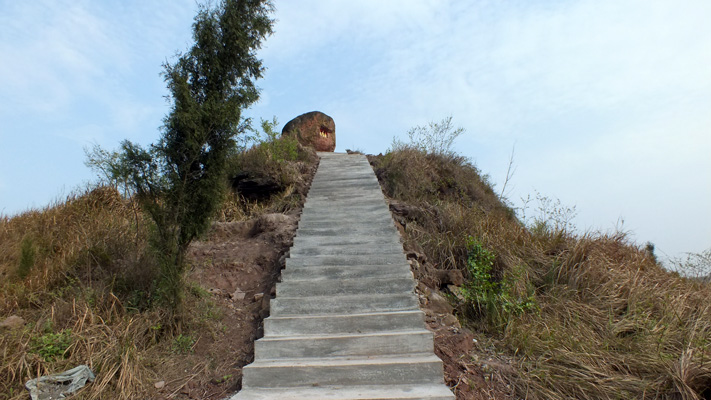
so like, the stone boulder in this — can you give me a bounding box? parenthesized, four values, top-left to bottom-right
(282, 111, 335, 152)
(0, 315, 25, 330)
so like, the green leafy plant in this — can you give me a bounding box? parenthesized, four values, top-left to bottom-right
(30, 329, 73, 362)
(252, 117, 299, 163)
(215, 374, 233, 384)
(461, 237, 497, 316)
(461, 237, 536, 327)
(171, 334, 195, 354)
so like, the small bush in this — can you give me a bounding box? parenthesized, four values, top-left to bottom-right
(30, 329, 73, 362)
(17, 236, 36, 279)
(171, 334, 195, 354)
(221, 117, 318, 221)
(392, 116, 464, 157)
(461, 237, 537, 328)
(229, 117, 315, 183)
(671, 248, 711, 280)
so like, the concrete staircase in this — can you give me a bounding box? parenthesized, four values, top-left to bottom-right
(231, 152, 455, 400)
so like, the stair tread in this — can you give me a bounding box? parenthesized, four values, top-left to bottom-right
(261, 329, 431, 340)
(267, 310, 423, 320)
(231, 384, 454, 399)
(247, 353, 442, 368)
(230, 153, 452, 399)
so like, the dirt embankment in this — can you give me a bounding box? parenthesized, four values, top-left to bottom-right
(158, 213, 300, 399)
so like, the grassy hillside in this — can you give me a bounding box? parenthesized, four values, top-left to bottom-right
(0, 136, 316, 399)
(3, 129, 709, 399)
(370, 146, 711, 399)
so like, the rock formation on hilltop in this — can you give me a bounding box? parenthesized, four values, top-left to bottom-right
(282, 111, 335, 152)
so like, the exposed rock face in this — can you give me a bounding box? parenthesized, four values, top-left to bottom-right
(282, 111, 335, 152)
(232, 171, 282, 201)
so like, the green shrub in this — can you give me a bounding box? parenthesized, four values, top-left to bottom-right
(461, 237, 536, 328)
(30, 329, 73, 362)
(171, 334, 195, 354)
(254, 117, 300, 163)
(85, 0, 274, 315)
(17, 236, 36, 279)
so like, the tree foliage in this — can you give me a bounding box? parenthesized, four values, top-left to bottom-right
(89, 0, 274, 312)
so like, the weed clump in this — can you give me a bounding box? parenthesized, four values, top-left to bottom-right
(30, 329, 73, 362)
(461, 237, 537, 327)
(17, 236, 36, 279)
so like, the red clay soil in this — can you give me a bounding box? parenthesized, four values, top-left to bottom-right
(422, 301, 516, 399)
(149, 213, 299, 400)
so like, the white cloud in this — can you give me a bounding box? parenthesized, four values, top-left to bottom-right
(258, 0, 711, 259)
(1, 0, 709, 257)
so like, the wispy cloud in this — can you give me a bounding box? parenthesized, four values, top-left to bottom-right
(256, 0, 711, 257)
(0, 0, 196, 214)
(1, 0, 708, 257)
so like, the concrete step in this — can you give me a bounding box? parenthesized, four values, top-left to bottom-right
(297, 220, 396, 229)
(264, 311, 426, 337)
(289, 244, 404, 257)
(311, 171, 375, 177)
(255, 330, 434, 359)
(270, 293, 419, 316)
(299, 207, 392, 216)
(308, 184, 382, 193)
(311, 174, 376, 182)
(299, 216, 394, 224)
(292, 236, 401, 248)
(276, 277, 415, 297)
(281, 264, 413, 281)
(305, 190, 385, 199)
(231, 384, 455, 400)
(301, 206, 388, 214)
(310, 179, 380, 188)
(295, 226, 400, 237)
(241, 354, 445, 388)
(294, 233, 400, 243)
(302, 195, 386, 204)
(300, 207, 391, 216)
(311, 167, 375, 175)
(286, 254, 407, 267)
(298, 216, 395, 226)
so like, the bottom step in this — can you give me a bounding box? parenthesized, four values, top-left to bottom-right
(242, 355, 444, 387)
(230, 384, 455, 400)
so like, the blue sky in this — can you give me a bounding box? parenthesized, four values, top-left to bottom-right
(1, 0, 709, 264)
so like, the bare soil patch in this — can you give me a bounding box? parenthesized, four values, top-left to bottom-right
(148, 213, 299, 400)
(417, 275, 515, 400)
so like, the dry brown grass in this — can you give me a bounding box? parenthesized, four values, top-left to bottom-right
(220, 140, 317, 222)
(0, 186, 153, 311)
(371, 147, 711, 399)
(0, 139, 318, 399)
(0, 186, 164, 398)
